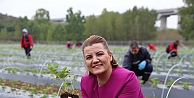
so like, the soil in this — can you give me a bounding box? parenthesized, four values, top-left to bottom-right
(1, 77, 193, 98)
(60, 92, 79, 98)
(0, 78, 81, 98)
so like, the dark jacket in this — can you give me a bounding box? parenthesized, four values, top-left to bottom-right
(21, 34, 33, 48)
(122, 47, 152, 71)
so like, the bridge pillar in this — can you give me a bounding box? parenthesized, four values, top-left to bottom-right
(177, 15, 181, 30)
(160, 16, 169, 31)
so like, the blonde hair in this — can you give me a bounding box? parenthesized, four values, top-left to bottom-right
(82, 35, 118, 75)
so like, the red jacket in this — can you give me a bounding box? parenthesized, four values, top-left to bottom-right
(149, 43, 156, 50)
(21, 34, 33, 48)
(166, 42, 178, 52)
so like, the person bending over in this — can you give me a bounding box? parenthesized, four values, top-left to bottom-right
(122, 41, 153, 84)
(166, 40, 179, 59)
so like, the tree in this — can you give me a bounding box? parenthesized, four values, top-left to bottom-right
(33, 8, 50, 24)
(16, 16, 29, 30)
(84, 8, 121, 41)
(12, 25, 21, 41)
(46, 29, 53, 41)
(52, 24, 67, 41)
(65, 7, 85, 41)
(84, 7, 157, 41)
(0, 28, 8, 40)
(179, 0, 194, 40)
(28, 21, 41, 41)
(119, 6, 157, 41)
(32, 8, 52, 41)
(0, 13, 17, 31)
(84, 15, 98, 37)
(97, 9, 120, 40)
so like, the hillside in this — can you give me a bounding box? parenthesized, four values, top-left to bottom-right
(0, 13, 18, 29)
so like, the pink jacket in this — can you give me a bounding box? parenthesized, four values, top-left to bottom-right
(81, 66, 144, 98)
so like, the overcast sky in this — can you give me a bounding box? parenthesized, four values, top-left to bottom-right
(0, 0, 185, 28)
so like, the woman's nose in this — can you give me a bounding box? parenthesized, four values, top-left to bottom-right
(93, 57, 99, 63)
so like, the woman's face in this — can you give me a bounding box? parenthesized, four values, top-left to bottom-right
(83, 43, 112, 75)
(23, 32, 27, 36)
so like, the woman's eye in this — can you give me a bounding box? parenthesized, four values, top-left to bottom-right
(97, 53, 103, 56)
(86, 56, 91, 60)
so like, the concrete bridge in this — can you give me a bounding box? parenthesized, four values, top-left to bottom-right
(51, 8, 180, 30)
(50, 18, 67, 24)
(156, 8, 179, 30)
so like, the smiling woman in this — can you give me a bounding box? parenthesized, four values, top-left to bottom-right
(80, 35, 144, 98)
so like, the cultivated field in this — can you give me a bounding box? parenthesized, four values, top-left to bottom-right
(0, 44, 194, 98)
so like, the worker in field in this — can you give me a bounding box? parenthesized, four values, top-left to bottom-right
(148, 43, 156, 51)
(166, 40, 180, 59)
(76, 42, 82, 48)
(20, 28, 34, 59)
(122, 41, 153, 84)
(66, 41, 73, 49)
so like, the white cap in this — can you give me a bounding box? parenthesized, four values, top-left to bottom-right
(22, 28, 28, 33)
(22, 28, 28, 34)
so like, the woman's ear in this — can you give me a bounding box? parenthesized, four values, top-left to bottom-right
(109, 51, 113, 61)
